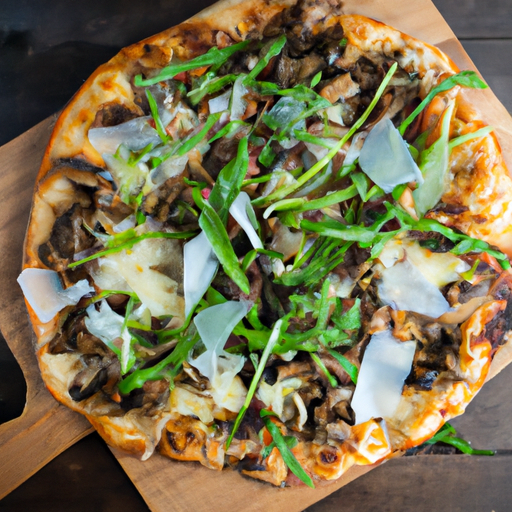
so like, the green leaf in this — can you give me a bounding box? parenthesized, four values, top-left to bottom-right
(208, 137, 249, 222)
(351, 172, 368, 201)
(448, 125, 494, 151)
(399, 70, 487, 136)
(199, 200, 250, 294)
(187, 73, 237, 105)
(413, 101, 455, 217)
(310, 352, 337, 387)
(208, 120, 250, 143)
(424, 422, 494, 456)
(325, 348, 358, 384)
(120, 295, 139, 374)
(146, 89, 170, 144)
(332, 298, 361, 331)
(118, 331, 199, 394)
(392, 182, 408, 201)
(260, 409, 315, 488)
(177, 112, 221, 156)
(245, 35, 287, 83)
(261, 435, 298, 461)
(310, 70, 322, 88)
(293, 129, 337, 149)
(300, 219, 378, 243)
(134, 41, 250, 86)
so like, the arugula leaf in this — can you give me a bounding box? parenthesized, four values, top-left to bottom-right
(208, 120, 251, 143)
(261, 435, 298, 460)
(208, 137, 250, 223)
(146, 89, 170, 144)
(448, 125, 494, 151)
(120, 295, 139, 374)
(310, 70, 322, 88)
(399, 71, 487, 136)
(275, 238, 352, 287)
(260, 409, 315, 488)
(245, 35, 287, 83)
(424, 422, 494, 456)
(198, 198, 250, 294)
(332, 298, 361, 331)
(177, 112, 221, 156)
(310, 352, 338, 387)
(118, 330, 199, 394)
(293, 129, 337, 148)
(325, 348, 358, 384)
(134, 41, 250, 86)
(413, 101, 455, 217)
(187, 73, 237, 105)
(386, 202, 509, 267)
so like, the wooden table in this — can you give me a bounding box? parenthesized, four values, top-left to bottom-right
(1, 1, 512, 510)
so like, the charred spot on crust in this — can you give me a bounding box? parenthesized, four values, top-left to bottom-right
(91, 101, 140, 128)
(319, 446, 339, 465)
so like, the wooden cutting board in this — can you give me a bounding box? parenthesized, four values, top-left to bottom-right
(1, 0, 512, 510)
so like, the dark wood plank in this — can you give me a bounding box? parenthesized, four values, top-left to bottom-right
(0, 434, 148, 512)
(460, 40, 512, 114)
(307, 454, 512, 512)
(432, 0, 512, 39)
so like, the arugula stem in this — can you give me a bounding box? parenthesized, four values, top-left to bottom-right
(68, 231, 197, 268)
(225, 320, 283, 449)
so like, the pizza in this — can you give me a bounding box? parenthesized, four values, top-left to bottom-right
(17, 0, 512, 488)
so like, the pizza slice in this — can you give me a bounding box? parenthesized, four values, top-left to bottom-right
(17, 0, 512, 488)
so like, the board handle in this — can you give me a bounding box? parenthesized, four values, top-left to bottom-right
(0, 327, 93, 499)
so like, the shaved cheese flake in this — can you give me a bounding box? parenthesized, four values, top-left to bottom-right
(148, 154, 189, 189)
(352, 330, 416, 424)
(378, 238, 470, 287)
(189, 301, 249, 409)
(230, 75, 249, 121)
(18, 268, 94, 324)
(229, 192, 263, 250)
(208, 89, 231, 114)
(85, 299, 126, 347)
(377, 238, 405, 268)
(88, 116, 160, 155)
(378, 259, 451, 318)
(184, 231, 219, 317)
(403, 240, 470, 287)
(344, 131, 367, 167)
(113, 214, 136, 233)
(359, 118, 423, 193)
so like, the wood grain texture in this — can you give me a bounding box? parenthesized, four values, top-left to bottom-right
(306, 453, 512, 512)
(0, 117, 94, 500)
(435, 0, 512, 39)
(1, 0, 512, 511)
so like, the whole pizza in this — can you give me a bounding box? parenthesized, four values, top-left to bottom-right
(17, 0, 512, 488)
